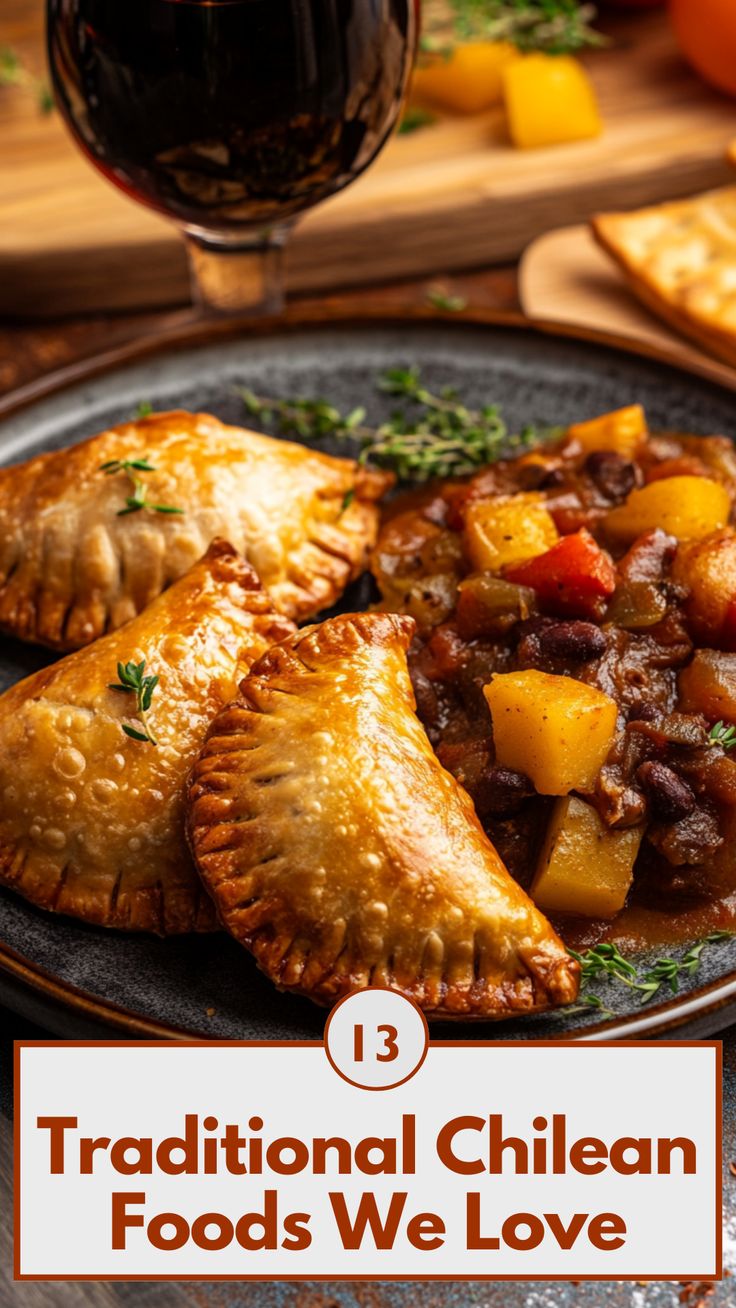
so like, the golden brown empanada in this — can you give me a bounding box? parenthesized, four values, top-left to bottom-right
(0, 539, 294, 934)
(0, 409, 390, 651)
(187, 612, 579, 1018)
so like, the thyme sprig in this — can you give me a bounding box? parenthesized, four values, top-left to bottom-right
(709, 720, 736, 751)
(568, 933, 734, 1012)
(237, 368, 559, 483)
(420, 0, 604, 56)
(99, 455, 184, 517)
(108, 659, 159, 745)
(0, 45, 54, 113)
(425, 288, 468, 313)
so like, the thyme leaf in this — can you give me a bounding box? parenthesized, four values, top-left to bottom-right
(425, 288, 468, 313)
(108, 659, 159, 746)
(709, 720, 736, 751)
(0, 46, 54, 113)
(398, 107, 436, 135)
(237, 369, 560, 483)
(99, 455, 184, 517)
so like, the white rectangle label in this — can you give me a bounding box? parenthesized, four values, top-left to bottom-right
(16, 1028, 720, 1281)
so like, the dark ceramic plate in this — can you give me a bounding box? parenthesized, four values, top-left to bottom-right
(2, 316, 736, 1041)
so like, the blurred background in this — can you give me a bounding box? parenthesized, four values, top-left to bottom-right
(3, 0, 736, 397)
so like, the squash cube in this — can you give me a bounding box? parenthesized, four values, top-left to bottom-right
(531, 795, 643, 919)
(484, 669, 618, 795)
(464, 494, 558, 573)
(671, 528, 736, 645)
(567, 404, 647, 459)
(503, 53, 602, 150)
(604, 476, 731, 545)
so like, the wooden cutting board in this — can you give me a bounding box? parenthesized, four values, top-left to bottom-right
(3, 5, 736, 318)
(519, 223, 736, 392)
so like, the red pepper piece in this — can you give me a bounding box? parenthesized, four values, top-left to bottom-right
(504, 529, 617, 618)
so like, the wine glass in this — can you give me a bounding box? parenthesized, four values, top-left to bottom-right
(47, 0, 416, 316)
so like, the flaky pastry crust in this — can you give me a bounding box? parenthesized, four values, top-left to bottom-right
(0, 539, 294, 934)
(187, 612, 579, 1018)
(0, 410, 390, 650)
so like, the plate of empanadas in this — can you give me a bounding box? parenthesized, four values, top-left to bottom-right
(2, 320, 736, 1040)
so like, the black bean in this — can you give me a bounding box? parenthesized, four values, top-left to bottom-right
(636, 761, 696, 822)
(627, 701, 660, 723)
(585, 451, 639, 502)
(535, 619, 607, 663)
(475, 766, 534, 817)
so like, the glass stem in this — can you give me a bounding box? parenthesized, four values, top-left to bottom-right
(184, 227, 290, 317)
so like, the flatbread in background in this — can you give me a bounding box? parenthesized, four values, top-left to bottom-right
(592, 186, 736, 371)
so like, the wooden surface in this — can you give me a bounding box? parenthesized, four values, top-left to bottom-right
(520, 222, 736, 390)
(3, 4, 736, 318)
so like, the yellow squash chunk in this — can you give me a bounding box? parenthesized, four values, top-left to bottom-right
(567, 405, 647, 459)
(671, 528, 736, 645)
(604, 476, 731, 545)
(503, 54, 602, 150)
(464, 494, 558, 573)
(531, 796, 643, 919)
(411, 41, 518, 115)
(678, 650, 736, 723)
(484, 670, 618, 795)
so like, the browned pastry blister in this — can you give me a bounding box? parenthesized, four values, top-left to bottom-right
(0, 539, 295, 934)
(186, 611, 579, 1018)
(0, 410, 391, 651)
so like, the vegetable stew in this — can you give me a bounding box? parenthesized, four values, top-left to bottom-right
(372, 405, 736, 952)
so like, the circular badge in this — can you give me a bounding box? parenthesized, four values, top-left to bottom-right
(324, 988, 429, 1091)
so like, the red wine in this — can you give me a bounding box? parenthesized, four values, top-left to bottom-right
(48, 0, 414, 232)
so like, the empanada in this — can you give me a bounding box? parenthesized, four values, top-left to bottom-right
(187, 612, 579, 1018)
(0, 410, 390, 650)
(0, 539, 294, 934)
(593, 188, 736, 369)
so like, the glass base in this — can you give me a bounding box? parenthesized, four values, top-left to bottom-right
(184, 228, 289, 317)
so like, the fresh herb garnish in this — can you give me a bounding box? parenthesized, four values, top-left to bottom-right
(425, 288, 468, 313)
(134, 401, 153, 419)
(709, 720, 736, 751)
(238, 368, 559, 483)
(99, 455, 184, 517)
(569, 941, 638, 986)
(108, 659, 160, 746)
(0, 46, 54, 113)
(398, 107, 437, 135)
(424, 0, 604, 55)
(568, 933, 734, 1012)
(100, 457, 157, 475)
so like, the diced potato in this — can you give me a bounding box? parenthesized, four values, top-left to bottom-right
(604, 476, 731, 544)
(503, 53, 602, 150)
(531, 796, 643, 919)
(483, 669, 618, 795)
(411, 41, 518, 115)
(671, 528, 736, 645)
(463, 494, 558, 573)
(678, 650, 736, 723)
(567, 404, 647, 459)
